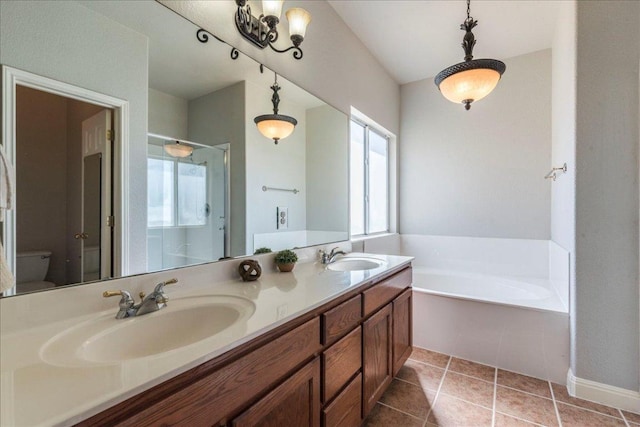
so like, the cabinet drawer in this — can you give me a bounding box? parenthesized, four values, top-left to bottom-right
(322, 294, 362, 344)
(363, 267, 412, 316)
(109, 317, 321, 426)
(322, 373, 362, 427)
(322, 327, 361, 403)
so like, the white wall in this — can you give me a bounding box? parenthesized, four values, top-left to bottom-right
(0, 0, 149, 275)
(159, 0, 400, 136)
(573, 0, 639, 392)
(400, 49, 552, 239)
(305, 105, 349, 234)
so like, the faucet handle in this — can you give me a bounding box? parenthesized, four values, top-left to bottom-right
(153, 278, 179, 294)
(103, 290, 131, 299)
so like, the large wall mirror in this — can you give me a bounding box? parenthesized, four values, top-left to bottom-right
(0, 0, 349, 296)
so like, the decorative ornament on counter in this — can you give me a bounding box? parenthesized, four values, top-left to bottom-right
(238, 259, 262, 281)
(274, 249, 298, 272)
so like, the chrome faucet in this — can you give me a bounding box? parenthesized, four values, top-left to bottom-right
(103, 278, 178, 319)
(319, 247, 347, 264)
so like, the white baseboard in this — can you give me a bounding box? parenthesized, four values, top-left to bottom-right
(567, 369, 640, 412)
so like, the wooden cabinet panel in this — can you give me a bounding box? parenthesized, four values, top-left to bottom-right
(392, 289, 412, 376)
(322, 294, 362, 344)
(104, 318, 321, 427)
(232, 357, 321, 427)
(362, 267, 412, 316)
(362, 304, 393, 416)
(322, 326, 361, 403)
(322, 373, 362, 427)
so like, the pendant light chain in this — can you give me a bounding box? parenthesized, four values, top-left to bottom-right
(467, 0, 471, 20)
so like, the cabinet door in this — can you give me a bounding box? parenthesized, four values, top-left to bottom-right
(392, 289, 412, 376)
(232, 357, 321, 427)
(362, 304, 393, 416)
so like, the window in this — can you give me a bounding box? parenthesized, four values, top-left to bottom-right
(147, 157, 207, 228)
(350, 118, 389, 236)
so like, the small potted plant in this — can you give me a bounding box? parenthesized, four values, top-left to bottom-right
(274, 249, 298, 272)
(254, 247, 272, 255)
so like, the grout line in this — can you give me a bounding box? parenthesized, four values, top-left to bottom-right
(494, 411, 547, 427)
(408, 356, 449, 371)
(556, 400, 628, 421)
(491, 368, 497, 427)
(436, 391, 494, 411)
(446, 369, 496, 385)
(376, 401, 425, 422)
(618, 408, 631, 427)
(425, 356, 451, 425)
(496, 384, 554, 401)
(548, 380, 563, 427)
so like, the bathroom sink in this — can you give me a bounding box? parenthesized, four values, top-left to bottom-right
(41, 295, 255, 367)
(327, 257, 386, 272)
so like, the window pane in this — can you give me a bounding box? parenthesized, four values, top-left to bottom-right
(350, 121, 365, 236)
(177, 162, 207, 226)
(368, 130, 388, 233)
(147, 158, 174, 227)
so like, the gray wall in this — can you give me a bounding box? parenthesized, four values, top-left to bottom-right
(188, 82, 246, 257)
(0, 0, 149, 275)
(574, 0, 639, 391)
(159, 0, 400, 136)
(148, 88, 188, 140)
(399, 49, 552, 239)
(306, 105, 349, 233)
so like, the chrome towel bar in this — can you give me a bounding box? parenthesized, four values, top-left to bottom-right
(545, 163, 567, 181)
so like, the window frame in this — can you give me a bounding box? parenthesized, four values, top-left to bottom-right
(350, 117, 390, 237)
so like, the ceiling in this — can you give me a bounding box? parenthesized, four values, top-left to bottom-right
(328, 0, 563, 85)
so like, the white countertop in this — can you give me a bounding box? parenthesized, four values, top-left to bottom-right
(0, 253, 412, 427)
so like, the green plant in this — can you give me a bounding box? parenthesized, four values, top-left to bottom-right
(274, 249, 298, 264)
(254, 247, 272, 255)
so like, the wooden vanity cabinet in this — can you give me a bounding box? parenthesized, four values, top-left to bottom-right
(78, 265, 412, 427)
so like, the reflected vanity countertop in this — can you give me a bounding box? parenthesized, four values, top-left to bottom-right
(0, 252, 413, 427)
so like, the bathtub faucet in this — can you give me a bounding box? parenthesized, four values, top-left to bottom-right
(103, 278, 179, 319)
(319, 247, 347, 264)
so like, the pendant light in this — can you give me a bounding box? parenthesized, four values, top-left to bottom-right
(164, 141, 193, 158)
(435, 0, 506, 110)
(254, 73, 297, 144)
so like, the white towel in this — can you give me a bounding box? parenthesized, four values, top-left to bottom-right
(0, 241, 15, 293)
(0, 144, 15, 222)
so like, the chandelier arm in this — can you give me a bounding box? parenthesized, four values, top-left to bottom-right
(268, 43, 304, 60)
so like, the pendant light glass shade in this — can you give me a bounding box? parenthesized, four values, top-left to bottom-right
(254, 115, 297, 142)
(262, 0, 283, 19)
(286, 7, 311, 39)
(436, 62, 503, 105)
(164, 141, 193, 158)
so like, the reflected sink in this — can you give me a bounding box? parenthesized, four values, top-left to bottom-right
(327, 257, 386, 272)
(41, 295, 255, 367)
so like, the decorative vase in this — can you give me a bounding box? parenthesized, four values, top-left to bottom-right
(277, 262, 295, 272)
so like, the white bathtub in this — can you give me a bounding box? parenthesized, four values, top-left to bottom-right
(360, 234, 570, 383)
(412, 267, 567, 313)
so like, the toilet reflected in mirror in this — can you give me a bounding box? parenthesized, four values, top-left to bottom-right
(15, 250, 56, 293)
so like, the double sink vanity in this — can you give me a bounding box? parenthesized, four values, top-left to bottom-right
(1, 252, 413, 426)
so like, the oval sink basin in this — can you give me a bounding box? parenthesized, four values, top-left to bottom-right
(327, 257, 386, 272)
(41, 295, 255, 367)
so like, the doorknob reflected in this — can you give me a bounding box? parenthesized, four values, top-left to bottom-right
(74, 232, 89, 240)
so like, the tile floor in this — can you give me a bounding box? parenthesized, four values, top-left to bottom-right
(364, 347, 640, 427)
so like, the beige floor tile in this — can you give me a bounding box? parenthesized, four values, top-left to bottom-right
(495, 386, 558, 426)
(396, 358, 446, 391)
(362, 403, 424, 427)
(378, 378, 434, 419)
(439, 371, 494, 408)
(557, 402, 626, 427)
(427, 394, 493, 427)
(448, 357, 496, 382)
(623, 410, 640, 425)
(550, 383, 621, 418)
(409, 347, 450, 368)
(494, 412, 544, 426)
(497, 369, 552, 398)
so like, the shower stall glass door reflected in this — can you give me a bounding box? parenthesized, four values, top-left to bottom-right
(147, 135, 229, 271)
